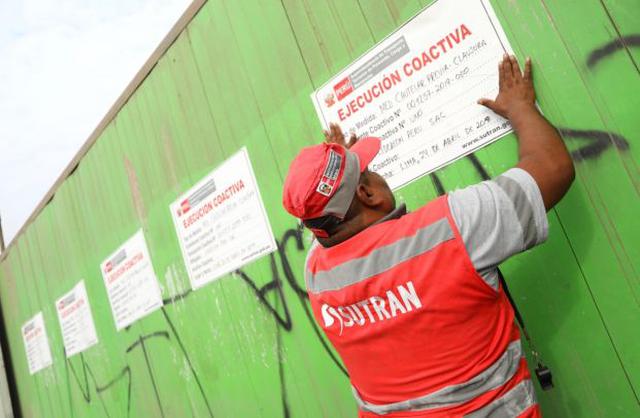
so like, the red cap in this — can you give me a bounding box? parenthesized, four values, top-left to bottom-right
(282, 137, 381, 228)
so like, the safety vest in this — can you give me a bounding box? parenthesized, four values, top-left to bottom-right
(305, 196, 540, 417)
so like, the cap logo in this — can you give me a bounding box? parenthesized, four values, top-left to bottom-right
(316, 150, 342, 197)
(317, 182, 333, 196)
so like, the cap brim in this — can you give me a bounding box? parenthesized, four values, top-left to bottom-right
(349, 137, 381, 172)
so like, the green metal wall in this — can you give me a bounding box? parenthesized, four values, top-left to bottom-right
(0, 0, 638, 416)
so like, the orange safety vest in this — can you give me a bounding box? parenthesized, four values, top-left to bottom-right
(305, 196, 540, 417)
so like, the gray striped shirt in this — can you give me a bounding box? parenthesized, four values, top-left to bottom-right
(448, 168, 548, 290)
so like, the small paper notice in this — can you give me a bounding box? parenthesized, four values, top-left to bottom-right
(311, 0, 515, 190)
(100, 230, 163, 330)
(55, 280, 99, 357)
(21, 312, 53, 375)
(170, 147, 277, 290)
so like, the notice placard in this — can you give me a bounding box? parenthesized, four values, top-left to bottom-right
(100, 230, 163, 330)
(21, 312, 53, 375)
(311, 0, 515, 190)
(170, 147, 277, 290)
(55, 280, 98, 357)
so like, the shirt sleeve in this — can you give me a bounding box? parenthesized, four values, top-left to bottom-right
(447, 168, 548, 289)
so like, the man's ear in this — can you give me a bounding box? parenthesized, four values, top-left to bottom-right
(355, 182, 382, 208)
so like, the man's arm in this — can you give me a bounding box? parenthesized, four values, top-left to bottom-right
(478, 55, 575, 210)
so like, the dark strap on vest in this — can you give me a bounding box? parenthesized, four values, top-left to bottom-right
(498, 268, 554, 390)
(497, 269, 525, 327)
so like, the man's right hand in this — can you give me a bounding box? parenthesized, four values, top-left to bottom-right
(478, 54, 575, 211)
(478, 54, 536, 120)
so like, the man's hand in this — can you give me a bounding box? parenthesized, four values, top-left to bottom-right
(478, 54, 536, 120)
(324, 123, 358, 149)
(479, 54, 574, 211)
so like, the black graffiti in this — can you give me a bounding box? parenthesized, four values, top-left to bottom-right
(64, 222, 347, 418)
(276, 323, 291, 418)
(66, 354, 130, 418)
(466, 153, 490, 180)
(429, 173, 445, 196)
(559, 128, 630, 161)
(235, 225, 348, 377)
(571, 33, 636, 158)
(234, 224, 351, 417)
(426, 152, 498, 196)
(95, 366, 131, 415)
(65, 313, 214, 418)
(587, 34, 640, 68)
(453, 126, 631, 191)
(236, 261, 292, 331)
(126, 332, 169, 418)
(162, 289, 192, 304)
(453, 33, 639, 186)
(159, 308, 215, 417)
(66, 353, 118, 418)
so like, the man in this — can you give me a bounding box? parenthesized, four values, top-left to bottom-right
(282, 55, 574, 417)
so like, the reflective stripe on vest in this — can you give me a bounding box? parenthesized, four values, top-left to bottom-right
(352, 340, 523, 414)
(305, 218, 454, 294)
(464, 379, 537, 418)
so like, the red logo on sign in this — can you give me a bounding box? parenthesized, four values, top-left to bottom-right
(178, 199, 190, 216)
(324, 93, 336, 107)
(333, 77, 354, 101)
(105, 262, 113, 273)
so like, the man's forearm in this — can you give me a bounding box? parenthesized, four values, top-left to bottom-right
(510, 105, 575, 210)
(509, 105, 563, 160)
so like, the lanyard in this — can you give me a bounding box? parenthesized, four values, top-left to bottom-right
(498, 268, 554, 391)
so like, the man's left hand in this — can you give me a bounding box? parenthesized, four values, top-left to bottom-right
(323, 123, 357, 149)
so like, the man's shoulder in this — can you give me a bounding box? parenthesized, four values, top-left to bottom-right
(446, 167, 549, 273)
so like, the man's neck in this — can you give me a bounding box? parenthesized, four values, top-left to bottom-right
(318, 204, 407, 247)
(372, 203, 407, 225)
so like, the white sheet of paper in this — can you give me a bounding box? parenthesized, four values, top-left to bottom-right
(100, 230, 163, 330)
(21, 312, 53, 375)
(311, 0, 515, 190)
(170, 147, 277, 290)
(55, 280, 99, 357)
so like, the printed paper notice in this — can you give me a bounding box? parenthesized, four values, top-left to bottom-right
(311, 0, 515, 190)
(55, 280, 98, 357)
(170, 147, 277, 290)
(21, 312, 53, 375)
(100, 230, 163, 330)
